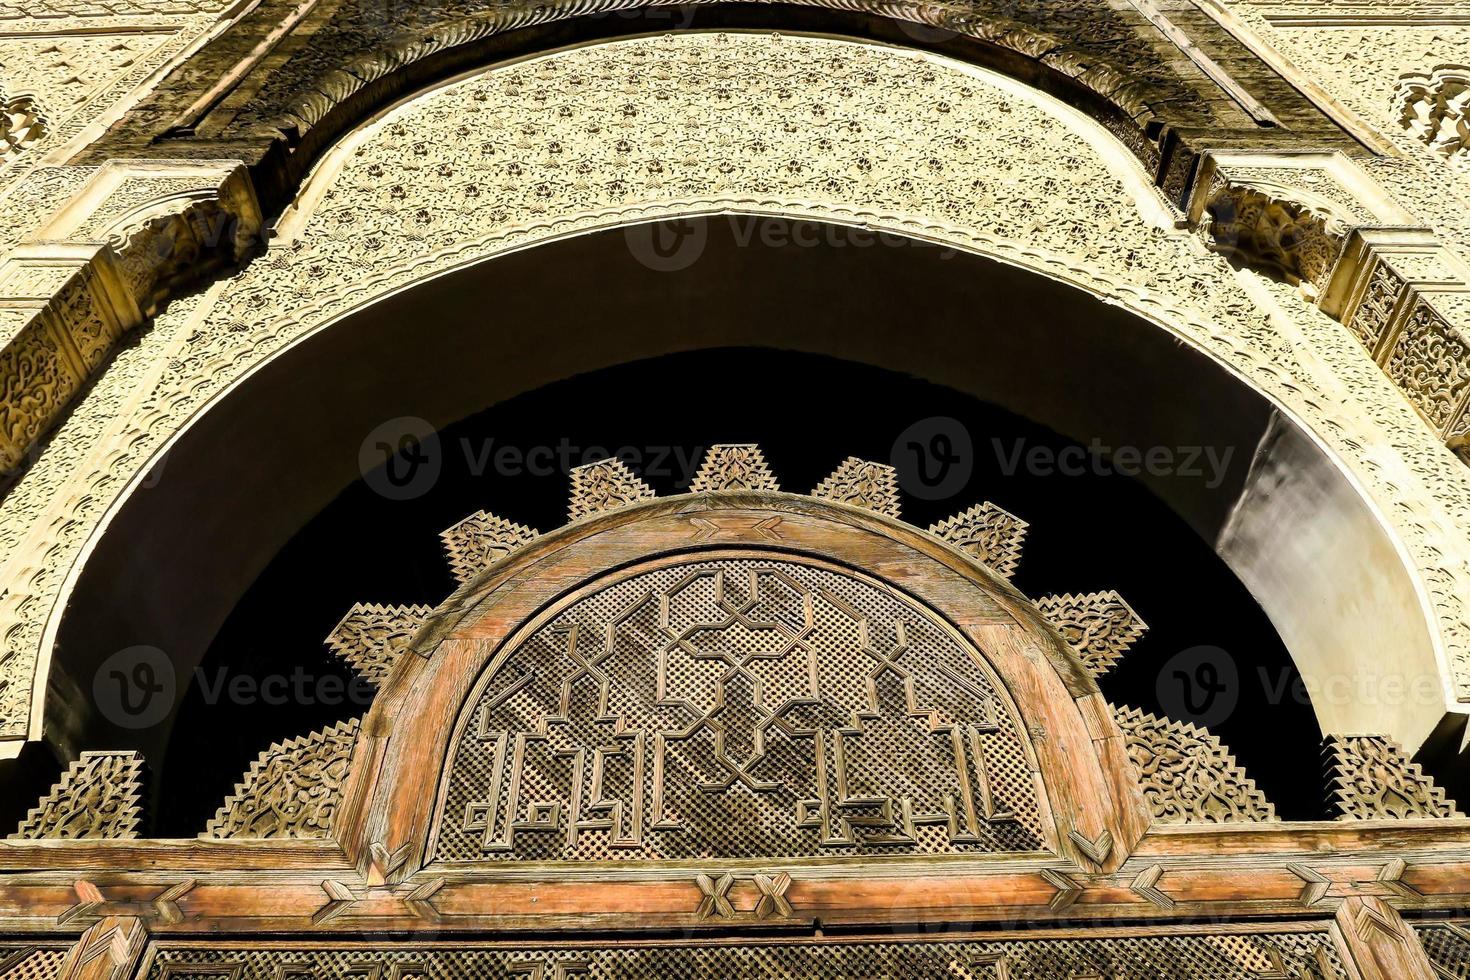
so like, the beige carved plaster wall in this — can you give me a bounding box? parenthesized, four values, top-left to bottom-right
(3, 31, 1470, 765)
(0, 0, 242, 230)
(1218, 2, 1470, 244)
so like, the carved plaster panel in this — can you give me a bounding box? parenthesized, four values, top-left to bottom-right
(1397, 65, 1470, 168)
(3, 32, 1470, 768)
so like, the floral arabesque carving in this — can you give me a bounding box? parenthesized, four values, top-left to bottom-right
(929, 502, 1028, 580)
(568, 458, 655, 520)
(812, 458, 902, 518)
(0, 88, 45, 165)
(1396, 65, 1470, 170)
(8, 749, 144, 839)
(1323, 734, 1462, 819)
(203, 718, 361, 839)
(440, 511, 539, 586)
(1035, 591, 1147, 677)
(1114, 705, 1276, 824)
(325, 602, 433, 684)
(689, 444, 781, 493)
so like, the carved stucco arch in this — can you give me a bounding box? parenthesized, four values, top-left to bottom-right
(243, 0, 1174, 207)
(338, 491, 1147, 886)
(7, 30, 1470, 776)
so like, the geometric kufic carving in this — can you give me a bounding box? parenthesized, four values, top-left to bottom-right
(203, 718, 361, 839)
(440, 511, 539, 586)
(568, 457, 655, 521)
(435, 556, 1045, 861)
(811, 457, 901, 518)
(1396, 65, 1470, 170)
(689, 444, 780, 493)
(1114, 706, 1276, 824)
(0, 88, 45, 164)
(8, 750, 144, 840)
(928, 502, 1028, 580)
(325, 602, 433, 684)
(1323, 734, 1462, 820)
(1035, 591, 1148, 677)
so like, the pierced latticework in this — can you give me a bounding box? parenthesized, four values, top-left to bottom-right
(811, 457, 901, 518)
(1323, 734, 1463, 819)
(324, 602, 432, 684)
(689, 444, 781, 492)
(434, 556, 1044, 862)
(0, 944, 69, 980)
(1416, 920, 1470, 979)
(9, 750, 144, 840)
(568, 458, 655, 520)
(440, 511, 539, 585)
(1035, 591, 1147, 677)
(203, 718, 361, 839)
(929, 502, 1028, 580)
(1114, 706, 1276, 824)
(137, 930, 1348, 978)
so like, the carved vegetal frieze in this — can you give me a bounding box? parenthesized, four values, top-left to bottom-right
(441, 511, 538, 586)
(325, 602, 432, 684)
(5, 32, 1470, 769)
(1323, 734, 1462, 819)
(203, 718, 361, 839)
(9, 750, 144, 839)
(1114, 705, 1276, 824)
(812, 457, 901, 518)
(1035, 591, 1147, 676)
(1396, 65, 1470, 169)
(689, 444, 781, 493)
(928, 502, 1028, 580)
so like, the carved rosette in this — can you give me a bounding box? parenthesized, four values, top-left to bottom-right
(1035, 591, 1147, 677)
(440, 511, 539, 586)
(325, 602, 433, 684)
(811, 457, 901, 518)
(204, 718, 361, 839)
(1114, 706, 1276, 824)
(9, 750, 144, 839)
(929, 502, 1028, 580)
(1323, 734, 1462, 819)
(1396, 66, 1470, 170)
(689, 444, 781, 493)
